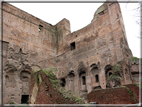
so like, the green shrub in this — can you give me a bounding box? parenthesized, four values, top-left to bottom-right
(107, 60, 125, 87)
(107, 73, 120, 83)
(106, 73, 120, 87)
(130, 56, 139, 64)
(112, 63, 123, 76)
(10, 102, 15, 104)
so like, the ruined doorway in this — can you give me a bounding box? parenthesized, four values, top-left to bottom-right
(20, 70, 31, 95)
(79, 70, 88, 100)
(68, 71, 75, 93)
(79, 70, 87, 91)
(90, 63, 100, 89)
(21, 95, 29, 104)
(105, 65, 112, 81)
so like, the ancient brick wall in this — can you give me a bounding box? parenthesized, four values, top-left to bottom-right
(124, 84, 140, 102)
(87, 84, 140, 104)
(2, 1, 134, 104)
(29, 71, 77, 104)
(130, 64, 141, 84)
(2, 2, 57, 67)
(131, 64, 139, 72)
(54, 1, 133, 98)
(2, 2, 56, 104)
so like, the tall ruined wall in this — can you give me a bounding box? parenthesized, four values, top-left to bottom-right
(54, 1, 132, 98)
(55, 18, 71, 55)
(2, 2, 56, 104)
(2, 1, 134, 104)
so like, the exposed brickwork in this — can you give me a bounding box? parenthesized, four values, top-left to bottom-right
(131, 64, 139, 72)
(87, 84, 140, 104)
(2, 0, 140, 104)
(124, 84, 140, 102)
(29, 71, 77, 104)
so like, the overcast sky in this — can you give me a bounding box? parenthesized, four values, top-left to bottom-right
(8, 1, 140, 58)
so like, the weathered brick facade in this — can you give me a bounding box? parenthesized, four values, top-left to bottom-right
(87, 84, 140, 104)
(2, 0, 140, 104)
(29, 71, 78, 104)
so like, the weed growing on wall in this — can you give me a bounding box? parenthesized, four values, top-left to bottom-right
(34, 73, 39, 84)
(107, 73, 120, 83)
(41, 68, 85, 104)
(32, 67, 85, 104)
(130, 56, 139, 64)
(121, 86, 136, 101)
(133, 83, 142, 89)
(112, 59, 124, 77)
(106, 60, 125, 88)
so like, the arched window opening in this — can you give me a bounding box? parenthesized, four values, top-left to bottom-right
(95, 75, 99, 82)
(82, 76, 86, 85)
(90, 63, 97, 68)
(93, 86, 102, 90)
(105, 65, 112, 81)
(60, 78, 66, 87)
(68, 70, 75, 78)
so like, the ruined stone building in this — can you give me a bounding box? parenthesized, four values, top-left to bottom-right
(2, 0, 140, 104)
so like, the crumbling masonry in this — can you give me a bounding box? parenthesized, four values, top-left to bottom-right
(2, 1, 140, 104)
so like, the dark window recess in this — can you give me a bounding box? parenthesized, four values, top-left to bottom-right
(82, 76, 86, 85)
(109, 72, 112, 77)
(70, 42, 75, 50)
(60, 78, 66, 87)
(95, 75, 99, 82)
(21, 95, 29, 104)
(39, 25, 43, 32)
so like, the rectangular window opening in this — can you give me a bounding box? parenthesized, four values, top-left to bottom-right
(70, 42, 75, 50)
(39, 25, 43, 32)
(82, 76, 86, 85)
(21, 95, 29, 104)
(95, 75, 99, 82)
